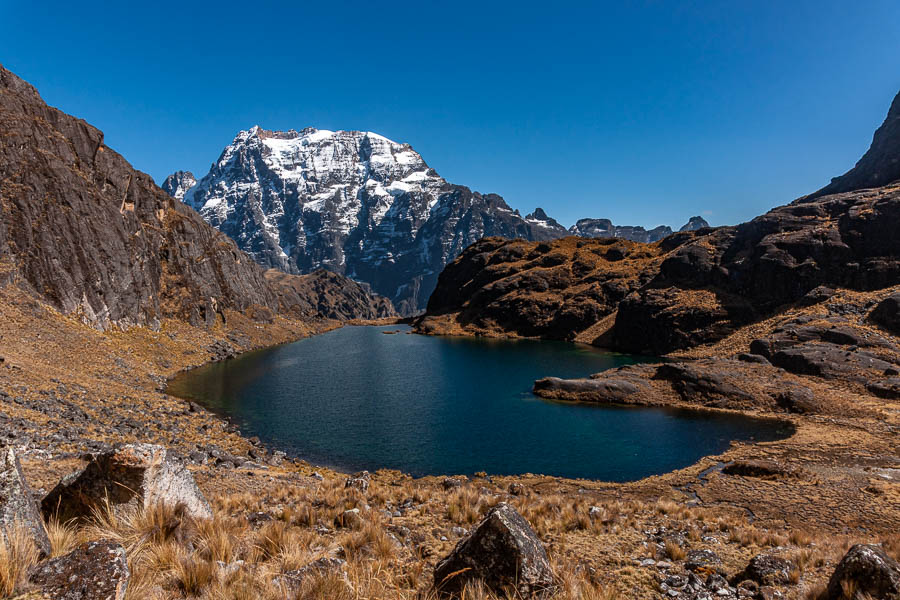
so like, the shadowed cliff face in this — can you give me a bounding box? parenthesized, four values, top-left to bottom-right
(0, 65, 393, 328)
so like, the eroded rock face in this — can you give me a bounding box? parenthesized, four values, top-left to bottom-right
(825, 544, 900, 600)
(28, 540, 129, 600)
(41, 444, 212, 522)
(0, 448, 51, 557)
(0, 65, 278, 330)
(433, 502, 554, 597)
(265, 269, 396, 320)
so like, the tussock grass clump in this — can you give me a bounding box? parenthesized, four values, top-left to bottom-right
(0, 526, 41, 596)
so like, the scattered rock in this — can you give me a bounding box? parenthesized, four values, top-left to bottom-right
(684, 549, 722, 573)
(433, 502, 555, 597)
(799, 286, 836, 306)
(28, 540, 129, 600)
(208, 340, 236, 361)
(273, 557, 347, 590)
(442, 477, 465, 490)
(345, 471, 371, 494)
(867, 378, 900, 399)
(824, 544, 900, 600)
(41, 444, 212, 522)
(0, 447, 51, 557)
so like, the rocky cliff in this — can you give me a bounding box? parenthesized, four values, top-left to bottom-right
(419, 90, 900, 354)
(0, 66, 393, 328)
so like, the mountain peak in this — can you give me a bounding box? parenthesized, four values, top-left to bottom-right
(679, 216, 710, 231)
(160, 171, 197, 201)
(808, 88, 900, 199)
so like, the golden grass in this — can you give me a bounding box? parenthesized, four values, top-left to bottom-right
(0, 526, 40, 596)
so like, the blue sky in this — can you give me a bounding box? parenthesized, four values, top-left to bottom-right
(3, 1, 900, 228)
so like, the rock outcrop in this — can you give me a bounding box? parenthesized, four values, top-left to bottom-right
(433, 503, 554, 597)
(27, 540, 129, 600)
(734, 554, 797, 587)
(0, 448, 51, 557)
(42, 444, 212, 522)
(265, 269, 395, 320)
(824, 544, 900, 600)
(416, 236, 675, 341)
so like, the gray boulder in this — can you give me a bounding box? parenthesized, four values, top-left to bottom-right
(41, 443, 212, 522)
(433, 502, 554, 597)
(825, 544, 900, 600)
(0, 447, 51, 557)
(734, 554, 796, 586)
(28, 539, 129, 599)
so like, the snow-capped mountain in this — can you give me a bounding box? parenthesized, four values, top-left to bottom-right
(176, 127, 561, 314)
(160, 171, 197, 201)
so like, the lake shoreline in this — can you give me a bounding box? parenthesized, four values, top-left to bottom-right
(166, 324, 794, 481)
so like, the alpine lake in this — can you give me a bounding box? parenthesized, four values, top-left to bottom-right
(167, 325, 792, 481)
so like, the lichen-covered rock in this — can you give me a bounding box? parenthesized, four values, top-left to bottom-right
(433, 502, 554, 597)
(825, 544, 900, 600)
(41, 444, 212, 522)
(28, 540, 129, 600)
(0, 448, 51, 557)
(345, 471, 371, 494)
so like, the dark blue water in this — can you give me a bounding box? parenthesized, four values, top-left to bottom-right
(167, 325, 791, 480)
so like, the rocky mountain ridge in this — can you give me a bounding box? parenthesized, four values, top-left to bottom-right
(167, 127, 709, 313)
(568, 215, 709, 243)
(0, 65, 394, 329)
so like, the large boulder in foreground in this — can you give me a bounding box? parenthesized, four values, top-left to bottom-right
(41, 444, 212, 522)
(0, 448, 51, 557)
(825, 544, 900, 600)
(28, 540, 129, 600)
(433, 502, 554, 597)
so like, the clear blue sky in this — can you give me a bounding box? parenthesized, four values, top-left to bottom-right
(3, 1, 899, 228)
